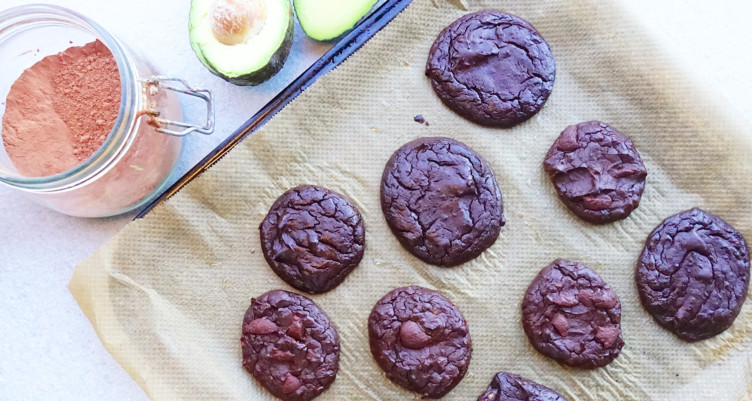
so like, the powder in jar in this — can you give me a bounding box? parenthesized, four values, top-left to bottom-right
(2, 40, 120, 177)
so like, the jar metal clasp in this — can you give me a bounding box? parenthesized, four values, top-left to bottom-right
(139, 76, 215, 137)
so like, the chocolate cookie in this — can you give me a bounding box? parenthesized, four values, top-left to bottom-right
(380, 137, 504, 266)
(522, 259, 624, 369)
(543, 121, 647, 224)
(368, 286, 472, 398)
(636, 208, 750, 342)
(259, 185, 365, 294)
(241, 290, 339, 401)
(426, 11, 556, 127)
(477, 372, 569, 401)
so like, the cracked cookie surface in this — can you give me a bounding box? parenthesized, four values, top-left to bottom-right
(260, 185, 365, 294)
(241, 290, 340, 401)
(636, 208, 750, 342)
(522, 259, 624, 369)
(477, 372, 569, 401)
(368, 286, 472, 398)
(380, 137, 504, 266)
(543, 121, 647, 224)
(426, 10, 556, 127)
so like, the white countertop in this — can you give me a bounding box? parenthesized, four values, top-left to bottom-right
(0, 0, 750, 400)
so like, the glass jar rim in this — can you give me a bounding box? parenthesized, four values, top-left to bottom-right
(0, 4, 138, 191)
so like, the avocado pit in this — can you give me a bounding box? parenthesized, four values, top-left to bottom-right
(210, 0, 266, 45)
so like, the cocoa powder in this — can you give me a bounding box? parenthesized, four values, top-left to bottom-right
(2, 40, 120, 177)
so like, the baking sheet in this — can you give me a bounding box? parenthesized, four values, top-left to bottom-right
(70, 0, 752, 399)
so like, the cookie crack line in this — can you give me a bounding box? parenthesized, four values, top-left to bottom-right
(386, 168, 432, 242)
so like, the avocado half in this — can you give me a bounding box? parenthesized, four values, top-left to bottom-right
(293, 0, 378, 41)
(189, 0, 293, 86)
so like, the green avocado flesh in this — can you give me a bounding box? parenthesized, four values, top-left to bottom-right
(294, 0, 378, 41)
(189, 0, 293, 86)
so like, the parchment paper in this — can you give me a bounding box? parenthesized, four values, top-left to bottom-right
(70, 0, 752, 399)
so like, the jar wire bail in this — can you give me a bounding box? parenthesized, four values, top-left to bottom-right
(139, 76, 215, 137)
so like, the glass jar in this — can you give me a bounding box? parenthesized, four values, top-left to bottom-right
(0, 5, 213, 217)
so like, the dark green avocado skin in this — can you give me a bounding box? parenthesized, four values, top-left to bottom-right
(205, 6, 294, 86)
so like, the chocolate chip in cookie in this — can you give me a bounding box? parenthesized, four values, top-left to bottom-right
(522, 259, 624, 368)
(368, 285, 472, 398)
(241, 290, 340, 401)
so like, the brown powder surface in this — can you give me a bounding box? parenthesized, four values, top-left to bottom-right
(1, 40, 121, 177)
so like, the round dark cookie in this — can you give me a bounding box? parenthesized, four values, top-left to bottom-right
(425, 10, 556, 127)
(477, 372, 569, 401)
(543, 121, 647, 224)
(241, 290, 340, 401)
(260, 185, 365, 294)
(368, 285, 472, 398)
(380, 137, 504, 266)
(636, 208, 750, 342)
(522, 259, 624, 369)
